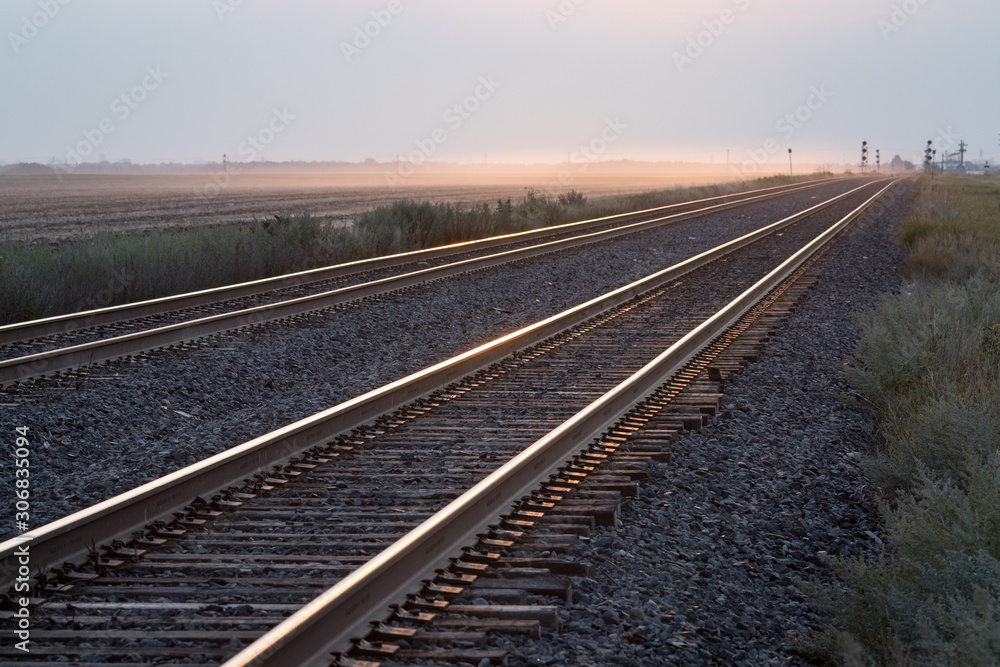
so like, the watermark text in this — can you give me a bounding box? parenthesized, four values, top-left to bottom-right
(878, 0, 931, 40)
(8, 0, 72, 54)
(342, 1, 404, 63)
(546, 0, 587, 30)
(58, 65, 169, 172)
(384, 75, 501, 186)
(739, 85, 832, 177)
(674, 0, 751, 73)
(11, 426, 33, 653)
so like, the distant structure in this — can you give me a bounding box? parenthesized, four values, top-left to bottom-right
(925, 139, 994, 175)
(938, 140, 969, 173)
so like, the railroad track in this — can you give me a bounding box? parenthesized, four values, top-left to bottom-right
(0, 180, 895, 665)
(0, 178, 848, 387)
(0, 178, 832, 348)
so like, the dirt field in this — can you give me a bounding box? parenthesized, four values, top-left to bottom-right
(0, 170, 750, 244)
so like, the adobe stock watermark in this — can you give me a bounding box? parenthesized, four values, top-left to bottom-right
(213, 0, 244, 21)
(195, 107, 295, 198)
(8, 0, 72, 54)
(10, 425, 36, 653)
(673, 0, 751, 73)
(542, 117, 628, 197)
(384, 75, 501, 186)
(927, 125, 962, 164)
(341, 1, 404, 63)
(55, 65, 169, 176)
(546, 0, 587, 31)
(933, 126, 960, 152)
(237, 107, 294, 162)
(877, 0, 930, 41)
(738, 85, 833, 177)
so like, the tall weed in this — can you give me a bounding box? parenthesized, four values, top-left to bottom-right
(812, 175, 1000, 665)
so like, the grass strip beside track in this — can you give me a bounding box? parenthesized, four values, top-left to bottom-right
(0, 178, 833, 345)
(0, 174, 827, 325)
(806, 174, 1000, 665)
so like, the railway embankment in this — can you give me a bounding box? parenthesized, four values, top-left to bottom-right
(806, 175, 1000, 665)
(0, 179, 881, 664)
(498, 181, 914, 666)
(502, 176, 1000, 666)
(0, 180, 854, 538)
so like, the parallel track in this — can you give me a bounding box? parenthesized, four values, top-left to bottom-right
(0, 181, 896, 665)
(0, 178, 831, 348)
(0, 179, 851, 386)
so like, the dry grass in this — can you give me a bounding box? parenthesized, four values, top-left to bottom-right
(0, 214, 356, 323)
(0, 174, 818, 325)
(808, 174, 1000, 666)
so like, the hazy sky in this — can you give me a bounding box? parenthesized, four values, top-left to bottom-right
(2, 0, 997, 170)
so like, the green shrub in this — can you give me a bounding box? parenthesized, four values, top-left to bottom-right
(811, 175, 1000, 665)
(812, 468, 1000, 666)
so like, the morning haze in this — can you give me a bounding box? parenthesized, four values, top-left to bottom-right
(1, 0, 997, 171)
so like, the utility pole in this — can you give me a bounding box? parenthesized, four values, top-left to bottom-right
(788, 148, 793, 177)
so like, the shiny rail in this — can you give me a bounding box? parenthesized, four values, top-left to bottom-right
(0, 179, 839, 348)
(224, 179, 898, 667)
(0, 179, 849, 386)
(0, 180, 882, 591)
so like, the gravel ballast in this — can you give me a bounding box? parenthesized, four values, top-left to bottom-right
(0, 178, 914, 666)
(0, 181, 864, 537)
(495, 182, 912, 665)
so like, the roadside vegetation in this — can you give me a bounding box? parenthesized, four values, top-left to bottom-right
(0, 174, 820, 325)
(808, 175, 1000, 665)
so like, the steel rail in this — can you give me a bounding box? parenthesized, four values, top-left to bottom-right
(0, 180, 855, 386)
(0, 180, 880, 588)
(224, 179, 899, 667)
(0, 178, 836, 347)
